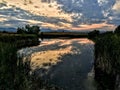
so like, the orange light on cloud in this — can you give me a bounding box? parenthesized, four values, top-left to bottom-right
(27, 20, 43, 24)
(1, 0, 117, 31)
(71, 23, 115, 30)
(0, 18, 7, 22)
(40, 22, 115, 31)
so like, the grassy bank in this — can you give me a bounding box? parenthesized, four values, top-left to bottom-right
(0, 34, 39, 90)
(41, 32, 88, 38)
(0, 34, 39, 48)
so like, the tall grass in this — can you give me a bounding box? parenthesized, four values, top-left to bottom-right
(94, 34, 120, 90)
(0, 42, 17, 89)
(0, 34, 39, 90)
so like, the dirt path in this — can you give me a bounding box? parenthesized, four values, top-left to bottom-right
(18, 38, 96, 90)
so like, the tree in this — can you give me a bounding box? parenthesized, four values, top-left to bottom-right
(88, 30, 100, 38)
(31, 25, 40, 34)
(114, 25, 120, 34)
(17, 27, 26, 34)
(17, 25, 40, 35)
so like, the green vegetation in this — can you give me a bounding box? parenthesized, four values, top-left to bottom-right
(0, 42, 17, 90)
(0, 42, 32, 90)
(92, 25, 120, 90)
(0, 42, 30, 90)
(0, 34, 39, 48)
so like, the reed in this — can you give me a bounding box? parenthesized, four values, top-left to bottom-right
(0, 34, 39, 90)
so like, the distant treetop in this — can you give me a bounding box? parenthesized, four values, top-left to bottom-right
(114, 25, 120, 34)
(88, 29, 100, 38)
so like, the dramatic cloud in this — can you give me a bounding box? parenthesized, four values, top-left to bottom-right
(0, 0, 119, 31)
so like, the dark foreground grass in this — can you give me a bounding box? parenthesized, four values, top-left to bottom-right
(0, 42, 17, 90)
(0, 42, 31, 90)
(94, 34, 120, 90)
(0, 34, 39, 90)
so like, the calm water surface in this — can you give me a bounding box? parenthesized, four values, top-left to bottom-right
(19, 38, 97, 90)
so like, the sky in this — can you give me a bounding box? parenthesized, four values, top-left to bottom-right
(0, 0, 120, 31)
